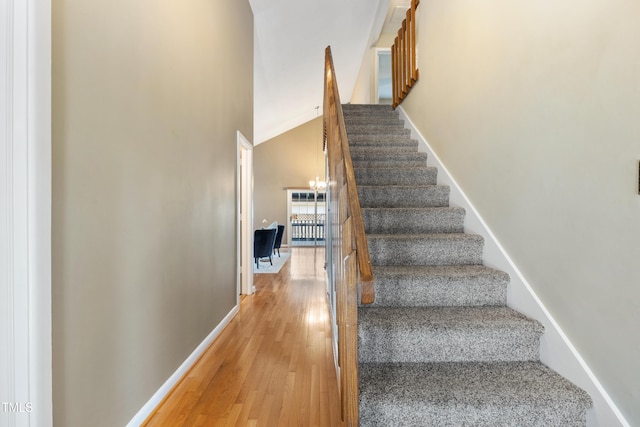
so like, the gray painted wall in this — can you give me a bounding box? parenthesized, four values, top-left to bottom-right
(400, 0, 640, 424)
(52, 0, 253, 425)
(254, 117, 325, 237)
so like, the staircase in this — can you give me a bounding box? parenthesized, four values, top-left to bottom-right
(342, 104, 592, 426)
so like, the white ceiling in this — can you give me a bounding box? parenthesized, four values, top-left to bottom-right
(249, 0, 392, 144)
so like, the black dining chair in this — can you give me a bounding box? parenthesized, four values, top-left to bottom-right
(273, 225, 285, 257)
(254, 228, 277, 269)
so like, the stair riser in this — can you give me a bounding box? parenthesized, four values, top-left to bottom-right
(355, 168, 437, 186)
(359, 362, 592, 427)
(343, 115, 400, 124)
(358, 186, 450, 208)
(351, 153, 427, 168)
(344, 117, 403, 126)
(347, 123, 406, 133)
(367, 235, 484, 266)
(360, 403, 587, 427)
(351, 150, 424, 159)
(373, 278, 508, 307)
(359, 326, 541, 363)
(354, 159, 427, 168)
(371, 266, 509, 307)
(348, 128, 411, 137)
(352, 154, 427, 163)
(350, 146, 419, 154)
(348, 135, 417, 146)
(363, 209, 465, 234)
(342, 106, 396, 115)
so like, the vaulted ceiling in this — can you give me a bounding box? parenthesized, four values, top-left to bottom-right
(249, 0, 392, 144)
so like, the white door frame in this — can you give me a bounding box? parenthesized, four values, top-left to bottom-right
(1, 0, 52, 425)
(286, 189, 294, 249)
(236, 132, 254, 297)
(374, 47, 391, 104)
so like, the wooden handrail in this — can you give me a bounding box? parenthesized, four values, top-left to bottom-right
(324, 46, 375, 304)
(392, 0, 420, 108)
(324, 45, 375, 426)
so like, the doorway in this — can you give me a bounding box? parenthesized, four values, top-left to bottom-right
(287, 189, 326, 247)
(376, 48, 392, 105)
(237, 132, 254, 296)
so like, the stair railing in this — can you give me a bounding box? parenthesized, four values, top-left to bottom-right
(324, 46, 374, 426)
(392, 0, 420, 108)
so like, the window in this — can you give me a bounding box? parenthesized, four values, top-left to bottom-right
(290, 191, 326, 246)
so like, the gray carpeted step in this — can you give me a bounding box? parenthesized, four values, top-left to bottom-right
(352, 151, 428, 169)
(367, 233, 484, 266)
(358, 185, 451, 208)
(344, 112, 404, 126)
(346, 122, 406, 132)
(343, 103, 395, 110)
(359, 306, 543, 363)
(359, 361, 592, 426)
(348, 134, 418, 147)
(355, 167, 437, 186)
(363, 207, 465, 234)
(350, 146, 419, 156)
(342, 104, 397, 116)
(348, 126, 411, 137)
(353, 159, 427, 168)
(371, 265, 509, 307)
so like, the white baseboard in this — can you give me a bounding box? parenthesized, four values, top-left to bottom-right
(397, 106, 629, 427)
(126, 305, 240, 426)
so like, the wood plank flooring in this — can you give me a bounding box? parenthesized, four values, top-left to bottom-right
(143, 247, 344, 427)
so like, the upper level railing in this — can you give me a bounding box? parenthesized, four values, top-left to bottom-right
(392, 0, 420, 108)
(324, 45, 375, 426)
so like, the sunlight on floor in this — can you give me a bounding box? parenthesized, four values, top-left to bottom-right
(290, 246, 325, 279)
(306, 306, 329, 326)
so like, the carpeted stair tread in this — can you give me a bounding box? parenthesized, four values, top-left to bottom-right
(348, 134, 418, 147)
(351, 150, 425, 160)
(354, 166, 437, 186)
(358, 306, 543, 363)
(367, 233, 484, 266)
(371, 264, 509, 307)
(354, 159, 427, 168)
(348, 127, 411, 137)
(352, 151, 428, 168)
(352, 152, 427, 168)
(350, 146, 419, 155)
(358, 185, 451, 208)
(362, 207, 465, 234)
(342, 104, 397, 115)
(343, 116, 403, 127)
(346, 123, 407, 133)
(359, 361, 592, 427)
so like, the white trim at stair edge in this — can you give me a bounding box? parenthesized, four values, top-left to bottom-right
(126, 305, 240, 426)
(397, 106, 630, 427)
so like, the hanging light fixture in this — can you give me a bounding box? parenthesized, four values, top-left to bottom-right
(309, 176, 327, 191)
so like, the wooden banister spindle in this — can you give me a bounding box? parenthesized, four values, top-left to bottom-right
(391, 0, 420, 108)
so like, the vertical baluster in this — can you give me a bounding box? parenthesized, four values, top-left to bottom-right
(390, 0, 420, 109)
(392, 37, 398, 107)
(411, 0, 420, 83)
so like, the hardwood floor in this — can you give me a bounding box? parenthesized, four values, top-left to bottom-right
(143, 247, 344, 427)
